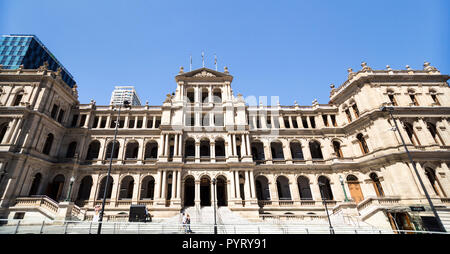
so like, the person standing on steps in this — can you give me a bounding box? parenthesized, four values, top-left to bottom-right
(186, 213, 192, 233)
(182, 212, 187, 233)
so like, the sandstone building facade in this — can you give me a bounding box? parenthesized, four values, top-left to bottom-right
(0, 62, 449, 232)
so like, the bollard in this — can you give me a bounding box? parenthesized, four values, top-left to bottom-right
(40, 220, 45, 234)
(14, 220, 21, 234)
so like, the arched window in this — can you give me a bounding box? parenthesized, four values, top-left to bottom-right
(370, 173, 384, 197)
(13, 90, 24, 106)
(270, 141, 284, 160)
(425, 167, 446, 197)
(140, 176, 155, 199)
(105, 141, 120, 159)
(276, 176, 291, 200)
(251, 141, 265, 162)
(0, 123, 8, 143)
(201, 88, 209, 103)
(97, 176, 114, 200)
(318, 176, 333, 200)
(403, 122, 420, 146)
(76, 176, 93, 206)
(309, 141, 323, 160)
(297, 176, 312, 200)
(86, 141, 100, 160)
(290, 141, 304, 160)
(387, 90, 398, 106)
(66, 141, 77, 158)
(125, 141, 139, 159)
(346, 175, 364, 203)
(119, 176, 134, 199)
(213, 88, 222, 103)
(184, 138, 195, 158)
(352, 104, 360, 118)
(29, 173, 42, 196)
(186, 88, 195, 103)
(427, 122, 445, 145)
(47, 174, 65, 201)
(144, 141, 158, 159)
(255, 175, 271, 201)
(215, 138, 225, 158)
(200, 139, 210, 157)
(357, 133, 369, 154)
(332, 141, 343, 158)
(42, 133, 54, 155)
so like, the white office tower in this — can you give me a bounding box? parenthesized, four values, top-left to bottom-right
(110, 86, 142, 106)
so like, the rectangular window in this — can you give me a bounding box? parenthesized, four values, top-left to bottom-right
(50, 104, 58, 119)
(202, 113, 209, 126)
(71, 115, 79, 127)
(57, 109, 65, 123)
(309, 116, 316, 128)
(147, 118, 153, 128)
(284, 117, 290, 128)
(93, 117, 99, 128)
(352, 104, 360, 118)
(431, 94, 440, 106)
(302, 116, 308, 128)
(267, 116, 272, 128)
(410, 95, 419, 106)
(292, 118, 298, 128)
(331, 115, 337, 127)
(79, 114, 86, 127)
(256, 116, 261, 128)
(154, 118, 161, 128)
(345, 109, 352, 122)
(388, 94, 398, 106)
(214, 113, 224, 126)
(322, 115, 329, 127)
(129, 119, 135, 128)
(137, 119, 143, 128)
(100, 119, 106, 128)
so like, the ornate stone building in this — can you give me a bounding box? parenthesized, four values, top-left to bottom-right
(0, 61, 449, 231)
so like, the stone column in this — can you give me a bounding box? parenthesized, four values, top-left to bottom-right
(195, 180, 201, 206)
(195, 141, 200, 163)
(174, 134, 179, 156)
(232, 134, 237, 156)
(176, 171, 181, 199)
(210, 141, 216, 163)
(234, 171, 241, 200)
(132, 175, 140, 204)
(143, 114, 148, 128)
(171, 171, 177, 202)
(297, 116, 304, 128)
(243, 171, 251, 202)
(249, 170, 256, 199)
(88, 174, 100, 206)
(154, 171, 162, 200)
(161, 170, 167, 201)
(230, 171, 236, 198)
(268, 175, 278, 202)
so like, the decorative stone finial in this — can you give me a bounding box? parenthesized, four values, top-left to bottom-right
(56, 67, 62, 76)
(347, 68, 355, 79)
(145, 100, 149, 105)
(294, 100, 298, 107)
(179, 66, 184, 74)
(423, 61, 439, 73)
(405, 65, 412, 70)
(330, 84, 335, 89)
(386, 65, 392, 71)
(224, 66, 229, 74)
(361, 62, 372, 72)
(164, 94, 172, 103)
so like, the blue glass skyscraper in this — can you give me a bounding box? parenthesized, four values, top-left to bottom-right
(0, 34, 76, 88)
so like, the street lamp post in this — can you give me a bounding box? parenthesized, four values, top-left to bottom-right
(380, 106, 446, 232)
(319, 182, 335, 234)
(212, 178, 217, 234)
(339, 175, 349, 202)
(65, 176, 75, 202)
(97, 100, 130, 234)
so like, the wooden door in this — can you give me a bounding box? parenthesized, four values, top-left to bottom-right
(348, 181, 364, 203)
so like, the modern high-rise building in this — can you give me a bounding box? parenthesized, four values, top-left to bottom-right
(0, 34, 76, 88)
(110, 86, 142, 106)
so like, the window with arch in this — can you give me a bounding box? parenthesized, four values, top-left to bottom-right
(186, 88, 195, 103)
(290, 141, 304, 160)
(76, 176, 93, 205)
(297, 176, 312, 200)
(318, 176, 333, 200)
(66, 141, 77, 158)
(408, 91, 419, 106)
(270, 141, 284, 160)
(144, 141, 158, 159)
(352, 104, 360, 118)
(215, 138, 225, 158)
(200, 139, 210, 157)
(255, 175, 271, 201)
(119, 176, 134, 199)
(346, 175, 364, 203)
(97, 176, 114, 200)
(140, 176, 155, 199)
(125, 141, 139, 159)
(42, 133, 54, 155)
(332, 141, 343, 158)
(213, 88, 222, 103)
(86, 140, 100, 160)
(184, 138, 195, 158)
(309, 140, 323, 160)
(403, 122, 420, 146)
(430, 93, 440, 106)
(105, 140, 120, 159)
(0, 123, 8, 143)
(13, 90, 24, 106)
(276, 176, 292, 200)
(356, 133, 369, 154)
(387, 90, 398, 106)
(370, 173, 384, 197)
(426, 122, 445, 145)
(29, 173, 42, 196)
(201, 88, 209, 103)
(424, 167, 446, 197)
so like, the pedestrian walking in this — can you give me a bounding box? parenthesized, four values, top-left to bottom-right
(182, 212, 187, 233)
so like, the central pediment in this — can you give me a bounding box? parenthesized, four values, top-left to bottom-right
(175, 67, 233, 82)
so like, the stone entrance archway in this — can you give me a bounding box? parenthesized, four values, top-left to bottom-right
(184, 176, 195, 207)
(216, 176, 227, 207)
(200, 177, 211, 206)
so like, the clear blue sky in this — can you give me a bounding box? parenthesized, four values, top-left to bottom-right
(1, 0, 449, 106)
